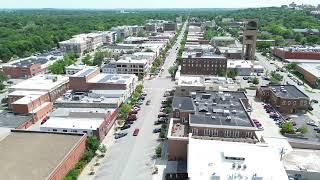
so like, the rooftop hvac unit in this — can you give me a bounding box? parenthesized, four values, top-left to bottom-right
(211, 116, 216, 119)
(206, 112, 211, 116)
(226, 116, 231, 121)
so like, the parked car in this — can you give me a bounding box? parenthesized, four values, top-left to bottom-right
(133, 107, 141, 111)
(127, 115, 137, 121)
(158, 113, 168, 118)
(141, 91, 147, 96)
(120, 124, 131, 130)
(160, 108, 165, 112)
(153, 128, 161, 133)
(133, 128, 140, 136)
(140, 96, 145, 100)
(311, 99, 319, 104)
(158, 117, 168, 122)
(307, 121, 318, 127)
(146, 100, 151, 105)
(115, 132, 128, 139)
(161, 100, 168, 104)
(129, 110, 138, 115)
(288, 74, 293, 77)
(125, 120, 134, 125)
(243, 76, 249, 80)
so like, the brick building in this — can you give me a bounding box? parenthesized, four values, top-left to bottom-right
(167, 91, 258, 161)
(0, 130, 86, 180)
(40, 108, 118, 141)
(163, 21, 177, 31)
(296, 62, 320, 88)
(180, 52, 227, 76)
(256, 85, 310, 114)
(3, 55, 61, 78)
(69, 67, 137, 96)
(7, 75, 69, 123)
(273, 46, 320, 60)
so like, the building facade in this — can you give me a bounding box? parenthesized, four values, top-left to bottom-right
(256, 85, 310, 113)
(180, 52, 227, 76)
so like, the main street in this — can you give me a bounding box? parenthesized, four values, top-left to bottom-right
(93, 22, 187, 180)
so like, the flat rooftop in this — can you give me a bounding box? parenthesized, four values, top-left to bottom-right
(276, 45, 320, 53)
(72, 66, 98, 77)
(172, 97, 195, 112)
(190, 91, 254, 128)
(188, 138, 288, 180)
(261, 85, 309, 99)
(0, 112, 32, 128)
(177, 76, 204, 87)
(41, 117, 104, 130)
(182, 52, 226, 59)
(50, 107, 114, 118)
(297, 62, 320, 78)
(88, 73, 136, 84)
(283, 148, 320, 172)
(10, 74, 69, 92)
(0, 131, 84, 180)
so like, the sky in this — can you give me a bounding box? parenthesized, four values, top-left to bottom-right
(0, 0, 318, 9)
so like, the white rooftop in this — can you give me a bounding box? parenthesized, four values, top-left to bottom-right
(40, 117, 103, 130)
(88, 73, 136, 84)
(298, 63, 320, 77)
(8, 90, 47, 97)
(9, 75, 69, 92)
(178, 76, 204, 87)
(116, 58, 148, 65)
(188, 138, 288, 180)
(283, 148, 320, 172)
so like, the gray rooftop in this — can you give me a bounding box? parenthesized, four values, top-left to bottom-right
(172, 97, 195, 111)
(12, 57, 52, 68)
(189, 91, 254, 127)
(0, 112, 32, 128)
(261, 85, 309, 99)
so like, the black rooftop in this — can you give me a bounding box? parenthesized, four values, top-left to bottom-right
(172, 97, 195, 111)
(262, 85, 309, 99)
(189, 91, 254, 128)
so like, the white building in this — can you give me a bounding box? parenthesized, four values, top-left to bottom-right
(108, 57, 149, 77)
(65, 64, 89, 75)
(227, 60, 264, 76)
(188, 138, 288, 180)
(59, 32, 103, 56)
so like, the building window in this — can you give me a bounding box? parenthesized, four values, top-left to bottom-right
(225, 130, 231, 137)
(282, 100, 286, 105)
(53, 129, 57, 132)
(63, 130, 67, 132)
(204, 129, 210, 136)
(176, 111, 180, 117)
(288, 101, 291, 105)
(293, 101, 296, 105)
(191, 128, 198, 136)
(83, 131, 88, 134)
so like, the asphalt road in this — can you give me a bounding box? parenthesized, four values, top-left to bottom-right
(94, 23, 187, 180)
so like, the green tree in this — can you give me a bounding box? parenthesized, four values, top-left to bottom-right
(119, 103, 132, 119)
(252, 77, 259, 85)
(93, 51, 104, 66)
(0, 71, 8, 83)
(217, 69, 226, 77)
(297, 125, 308, 134)
(155, 146, 162, 158)
(86, 136, 100, 152)
(168, 65, 178, 78)
(227, 69, 238, 79)
(281, 122, 294, 134)
(285, 62, 299, 71)
(82, 54, 92, 65)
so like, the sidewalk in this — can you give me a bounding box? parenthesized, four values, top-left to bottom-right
(78, 124, 117, 180)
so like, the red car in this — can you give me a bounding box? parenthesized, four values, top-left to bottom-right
(133, 128, 140, 136)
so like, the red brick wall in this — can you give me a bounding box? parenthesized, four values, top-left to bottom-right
(273, 48, 320, 60)
(3, 64, 44, 78)
(167, 139, 188, 161)
(16, 118, 34, 129)
(11, 93, 51, 114)
(69, 77, 89, 91)
(296, 66, 318, 86)
(94, 109, 118, 141)
(47, 134, 87, 180)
